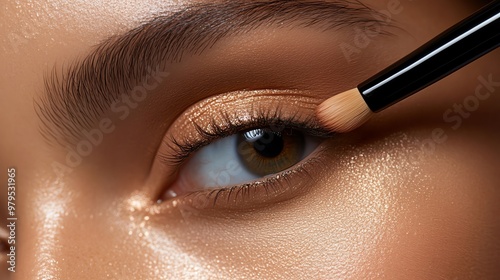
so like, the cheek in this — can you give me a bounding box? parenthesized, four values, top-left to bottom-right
(22, 182, 222, 279)
(309, 132, 500, 279)
(277, 132, 431, 278)
(374, 150, 500, 278)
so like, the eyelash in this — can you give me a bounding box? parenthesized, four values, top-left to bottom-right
(188, 152, 328, 208)
(161, 107, 333, 165)
(158, 107, 333, 207)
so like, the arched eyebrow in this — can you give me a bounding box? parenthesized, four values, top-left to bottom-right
(36, 0, 391, 147)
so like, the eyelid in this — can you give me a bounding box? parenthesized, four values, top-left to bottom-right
(158, 89, 330, 159)
(163, 106, 332, 165)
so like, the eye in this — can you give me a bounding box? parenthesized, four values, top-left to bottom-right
(165, 127, 321, 198)
(147, 90, 335, 208)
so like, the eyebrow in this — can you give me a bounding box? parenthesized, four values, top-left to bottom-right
(36, 0, 389, 147)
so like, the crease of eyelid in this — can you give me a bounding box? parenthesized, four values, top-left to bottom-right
(35, 0, 396, 148)
(164, 89, 326, 127)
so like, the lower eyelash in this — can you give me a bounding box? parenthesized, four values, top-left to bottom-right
(179, 146, 329, 209)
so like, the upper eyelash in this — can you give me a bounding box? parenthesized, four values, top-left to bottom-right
(160, 106, 334, 165)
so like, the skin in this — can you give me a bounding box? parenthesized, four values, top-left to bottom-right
(0, 0, 499, 279)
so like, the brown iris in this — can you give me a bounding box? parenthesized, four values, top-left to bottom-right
(237, 128, 305, 176)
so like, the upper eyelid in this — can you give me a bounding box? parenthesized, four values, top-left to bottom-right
(161, 107, 333, 165)
(153, 90, 333, 164)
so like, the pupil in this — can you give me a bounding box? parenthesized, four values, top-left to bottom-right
(252, 130, 284, 158)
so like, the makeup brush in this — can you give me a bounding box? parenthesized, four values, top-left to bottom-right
(317, 1, 499, 133)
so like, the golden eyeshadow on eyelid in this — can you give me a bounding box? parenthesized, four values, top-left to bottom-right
(167, 89, 324, 143)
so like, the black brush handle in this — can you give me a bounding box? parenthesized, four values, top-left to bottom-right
(359, 1, 500, 112)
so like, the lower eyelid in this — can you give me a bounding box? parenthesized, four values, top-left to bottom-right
(161, 143, 330, 211)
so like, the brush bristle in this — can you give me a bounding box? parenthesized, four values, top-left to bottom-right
(316, 88, 373, 133)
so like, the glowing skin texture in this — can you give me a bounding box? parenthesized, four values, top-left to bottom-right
(1, 0, 499, 279)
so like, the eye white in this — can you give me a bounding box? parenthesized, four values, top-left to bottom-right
(175, 131, 320, 190)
